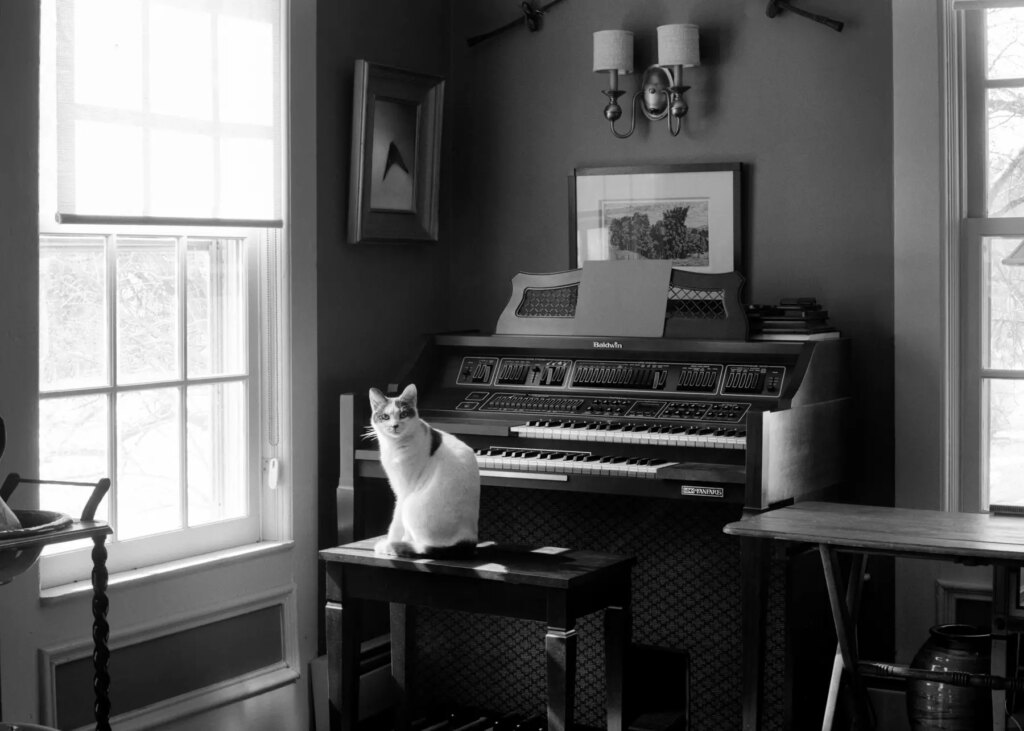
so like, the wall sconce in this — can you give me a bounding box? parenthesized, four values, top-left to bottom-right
(593, 24, 700, 139)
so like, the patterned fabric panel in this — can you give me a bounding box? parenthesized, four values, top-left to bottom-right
(408, 489, 788, 730)
(666, 286, 727, 320)
(515, 285, 579, 319)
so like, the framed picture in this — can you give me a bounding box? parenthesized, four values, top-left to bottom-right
(348, 60, 444, 243)
(570, 163, 741, 273)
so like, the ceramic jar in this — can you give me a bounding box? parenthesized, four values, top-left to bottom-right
(906, 624, 992, 730)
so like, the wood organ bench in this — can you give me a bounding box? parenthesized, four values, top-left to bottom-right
(320, 537, 635, 731)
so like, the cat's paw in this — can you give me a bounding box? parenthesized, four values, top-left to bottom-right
(373, 538, 396, 556)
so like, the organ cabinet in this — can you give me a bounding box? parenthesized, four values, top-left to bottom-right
(336, 332, 851, 730)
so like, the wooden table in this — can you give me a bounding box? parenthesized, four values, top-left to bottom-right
(320, 538, 634, 731)
(724, 501, 1024, 731)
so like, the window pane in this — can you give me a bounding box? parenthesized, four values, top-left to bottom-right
(187, 382, 247, 526)
(986, 379, 1024, 507)
(70, 0, 143, 110)
(149, 131, 215, 218)
(117, 387, 181, 539)
(220, 138, 275, 219)
(987, 87, 1024, 217)
(987, 8, 1024, 80)
(187, 239, 247, 377)
(984, 237, 1024, 370)
(219, 16, 274, 126)
(39, 394, 110, 555)
(74, 120, 145, 216)
(39, 394, 109, 521)
(39, 236, 107, 390)
(117, 238, 179, 384)
(149, 4, 213, 120)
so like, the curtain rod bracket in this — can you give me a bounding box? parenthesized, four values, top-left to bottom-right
(766, 0, 844, 32)
(467, 0, 568, 48)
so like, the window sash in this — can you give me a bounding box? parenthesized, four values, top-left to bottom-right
(48, 0, 284, 227)
(38, 230, 263, 589)
(958, 4, 1024, 510)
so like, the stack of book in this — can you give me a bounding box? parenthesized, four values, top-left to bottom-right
(746, 298, 840, 341)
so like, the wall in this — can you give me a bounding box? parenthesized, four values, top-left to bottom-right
(442, 0, 896, 719)
(315, 0, 453, 545)
(0, 2, 320, 729)
(447, 0, 895, 510)
(892, 0, 990, 682)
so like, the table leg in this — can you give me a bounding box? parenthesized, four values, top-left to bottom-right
(740, 536, 770, 731)
(91, 534, 111, 731)
(821, 551, 867, 731)
(390, 603, 414, 731)
(819, 545, 874, 730)
(604, 603, 631, 731)
(326, 593, 361, 731)
(991, 564, 1011, 731)
(545, 623, 577, 731)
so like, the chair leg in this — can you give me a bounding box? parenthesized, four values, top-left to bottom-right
(390, 603, 414, 731)
(605, 604, 630, 731)
(545, 624, 577, 731)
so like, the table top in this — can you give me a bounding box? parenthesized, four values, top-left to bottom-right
(723, 501, 1024, 563)
(320, 537, 635, 589)
(0, 519, 111, 551)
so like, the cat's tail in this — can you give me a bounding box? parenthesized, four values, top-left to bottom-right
(390, 540, 478, 560)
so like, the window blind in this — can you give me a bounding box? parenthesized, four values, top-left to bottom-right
(51, 0, 283, 228)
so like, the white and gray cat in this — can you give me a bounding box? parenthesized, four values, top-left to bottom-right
(368, 384, 480, 557)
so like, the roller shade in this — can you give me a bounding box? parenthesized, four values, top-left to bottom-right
(51, 0, 283, 227)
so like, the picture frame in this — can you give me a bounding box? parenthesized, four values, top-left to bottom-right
(348, 60, 444, 243)
(569, 163, 742, 273)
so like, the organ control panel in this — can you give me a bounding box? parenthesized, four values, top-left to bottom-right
(344, 332, 852, 511)
(457, 356, 785, 398)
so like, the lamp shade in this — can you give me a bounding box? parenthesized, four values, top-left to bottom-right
(593, 30, 634, 73)
(657, 24, 700, 67)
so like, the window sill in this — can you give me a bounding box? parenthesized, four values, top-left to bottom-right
(40, 540, 294, 604)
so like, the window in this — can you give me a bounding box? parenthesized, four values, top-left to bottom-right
(959, 4, 1024, 510)
(38, 0, 285, 587)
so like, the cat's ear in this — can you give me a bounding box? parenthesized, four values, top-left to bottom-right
(369, 388, 388, 411)
(399, 383, 418, 407)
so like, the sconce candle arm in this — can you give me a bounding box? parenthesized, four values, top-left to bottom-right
(602, 88, 642, 139)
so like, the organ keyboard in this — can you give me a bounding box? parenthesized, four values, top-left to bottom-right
(341, 332, 851, 513)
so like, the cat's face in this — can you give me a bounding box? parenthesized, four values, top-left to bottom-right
(369, 384, 419, 438)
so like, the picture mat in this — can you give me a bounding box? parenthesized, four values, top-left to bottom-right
(576, 170, 735, 273)
(369, 98, 416, 212)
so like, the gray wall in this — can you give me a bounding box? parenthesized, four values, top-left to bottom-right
(446, 0, 895, 509)
(314, 0, 896, 676)
(315, 0, 453, 521)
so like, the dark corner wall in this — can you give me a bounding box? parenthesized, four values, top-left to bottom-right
(446, 0, 895, 508)
(316, 0, 895, 645)
(444, 0, 895, 659)
(315, 0, 454, 544)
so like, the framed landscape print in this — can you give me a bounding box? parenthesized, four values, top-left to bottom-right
(570, 163, 741, 273)
(348, 60, 444, 243)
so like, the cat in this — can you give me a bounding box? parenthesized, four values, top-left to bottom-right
(368, 383, 480, 558)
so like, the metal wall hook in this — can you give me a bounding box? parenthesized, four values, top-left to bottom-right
(766, 0, 844, 33)
(467, 0, 568, 47)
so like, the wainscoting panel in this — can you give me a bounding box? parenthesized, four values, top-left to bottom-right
(39, 585, 299, 731)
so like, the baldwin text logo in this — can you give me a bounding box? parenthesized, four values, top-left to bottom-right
(592, 341, 623, 349)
